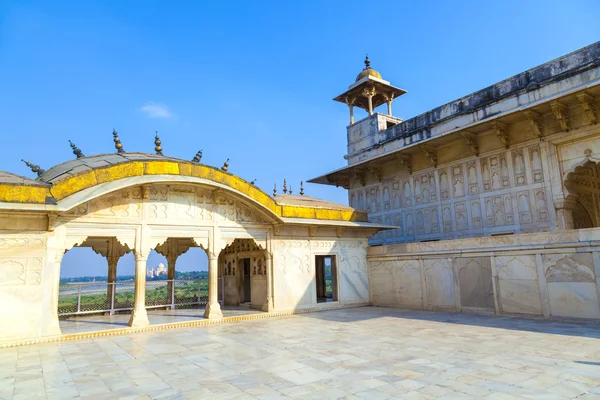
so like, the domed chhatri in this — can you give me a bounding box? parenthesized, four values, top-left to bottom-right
(333, 55, 406, 124)
(355, 55, 382, 82)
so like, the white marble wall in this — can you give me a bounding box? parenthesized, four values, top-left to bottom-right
(272, 238, 370, 311)
(369, 229, 600, 320)
(0, 235, 48, 340)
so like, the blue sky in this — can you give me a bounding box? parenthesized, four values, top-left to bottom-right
(1, 1, 599, 277)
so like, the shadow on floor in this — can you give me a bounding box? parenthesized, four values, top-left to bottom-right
(299, 306, 600, 339)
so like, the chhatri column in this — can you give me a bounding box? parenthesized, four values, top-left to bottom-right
(262, 253, 274, 312)
(387, 100, 393, 116)
(128, 250, 150, 327)
(363, 87, 375, 116)
(348, 104, 355, 124)
(204, 252, 223, 319)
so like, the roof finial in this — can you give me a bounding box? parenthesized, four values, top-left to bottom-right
(192, 150, 203, 163)
(250, 179, 257, 185)
(273, 183, 277, 197)
(300, 181, 304, 196)
(21, 159, 45, 177)
(154, 132, 163, 155)
(221, 158, 229, 172)
(69, 140, 84, 159)
(113, 129, 125, 153)
(283, 179, 288, 194)
(364, 54, 371, 70)
(289, 185, 293, 195)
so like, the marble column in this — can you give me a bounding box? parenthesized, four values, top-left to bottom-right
(167, 253, 177, 310)
(262, 254, 274, 312)
(348, 104, 354, 124)
(128, 251, 150, 327)
(107, 256, 118, 315)
(554, 196, 577, 230)
(387, 100, 392, 116)
(203, 254, 223, 319)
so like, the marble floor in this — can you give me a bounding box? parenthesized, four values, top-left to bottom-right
(60, 306, 261, 335)
(3, 307, 600, 399)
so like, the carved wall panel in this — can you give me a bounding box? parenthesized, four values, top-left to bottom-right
(482, 154, 510, 192)
(423, 259, 455, 308)
(466, 161, 478, 195)
(457, 257, 493, 309)
(543, 253, 595, 282)
(495, 255, 542, 315)
(484, 194, 514, 227)
(370, 262, 395, 306)
(393, 260, 423, 308)
(414, 172, 437, 205)
(352, 143, 554, 246)
(529, 145, 544, 183)
(512, 149, 527, 186)
(0, 236, 46, 287)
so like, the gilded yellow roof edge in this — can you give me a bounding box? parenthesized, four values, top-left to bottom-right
(1, 159, 368, 222)
(0, 184, 52, 204)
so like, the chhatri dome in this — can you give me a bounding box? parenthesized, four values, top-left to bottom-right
(334, 55, 406, 124)
(355, 56, 382, 81)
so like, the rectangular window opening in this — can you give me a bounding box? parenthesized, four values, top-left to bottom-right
(315, 255, 338, 303)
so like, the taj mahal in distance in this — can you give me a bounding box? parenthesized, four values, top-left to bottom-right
(1, 39, 600, 352)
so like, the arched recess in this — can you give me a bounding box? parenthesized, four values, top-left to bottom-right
(219, 238, 269, 310)
(564, 159, 600, 229)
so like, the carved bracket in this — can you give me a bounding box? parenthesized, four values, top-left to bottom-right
(550, 101, 570, 132)
(353, 171, 366, 186)
(336, 227, 344, 238)
(460, 132, 479, 156)
(396, 154, 412, 174)
(577, 93, 597, 125)
(367, 165, 383, 182)
(309, 226, 318, 237)
(523, 110, 544, 139)
(491, 121, 510, 149)
(420, 145, 438, 168)
(334, 176, 350, 189)
(47, 212, 58, 232)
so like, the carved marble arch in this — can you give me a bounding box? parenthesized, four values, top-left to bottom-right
(563, 158, 600, 228)
(54, 176, 282, 225)
(563, 157, 600, 196)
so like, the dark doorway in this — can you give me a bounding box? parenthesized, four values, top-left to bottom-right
(315, 255, 338, 303)
(242, 258, 251, 303)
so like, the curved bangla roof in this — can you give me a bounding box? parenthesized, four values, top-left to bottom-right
(0, 151, 371, 224)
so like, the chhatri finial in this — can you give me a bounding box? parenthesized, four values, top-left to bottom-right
(250, 179, 257, 185)
(21, 159, 45, 177)
(283, 179, 288, 194)
(192, 150, 203, 163)
(289, 185, 293, 195)
(69, 140, 84, 159)
(154, 132, 163, 155)
(221, 158, 229, 172)
(364, 55, 371, 70)
(300, 181, 304, 196)
(273, 183, 277, 197)
(112, 129, 125, 153)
